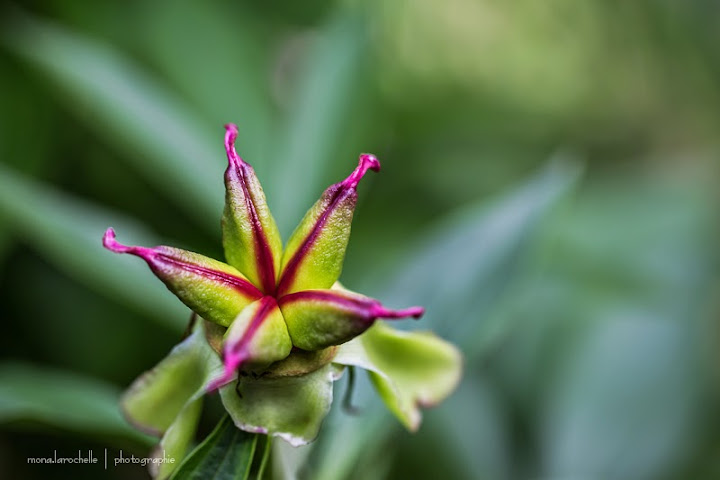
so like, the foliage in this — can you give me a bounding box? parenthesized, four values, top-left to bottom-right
(1, 1, 719, 479)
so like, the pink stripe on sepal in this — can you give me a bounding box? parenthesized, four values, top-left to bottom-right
(277, 154, 381, 296)
(206, 350, 248, 392)
(222, 124, 283, 295)
(103, 228, 262, 327)
(278, 288, 423, 351)
(280, 290, 424, 321)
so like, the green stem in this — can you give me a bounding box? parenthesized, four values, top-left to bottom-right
(342, 366, 360, 414)
(257, 435, 272, 479)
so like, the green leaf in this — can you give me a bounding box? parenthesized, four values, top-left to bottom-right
(508, 176, 716, 480)
(152, 398, 203, 480)
(426, 376, 512, 480)
(2, 12, 223, 231)
(271, 439, 313, 480)
(0, 163, 187, 330)
(313, 158, 582, 479)
(171, 415, 258, 480)
(136, 0, 274, 170)
(541, 316, 704, 480)
(220, 364, 337, 447)
(0, 362, 152, 447)
(334, 323, 462, 431)
(256, 435, 273, 480)
(122, 320, 222, 436)
(381, 157, 582, 354)
(268, 9, 370, 231)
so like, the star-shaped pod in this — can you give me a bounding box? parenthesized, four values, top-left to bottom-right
(105, 124, 461, 470)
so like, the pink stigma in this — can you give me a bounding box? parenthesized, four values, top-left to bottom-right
(373, 305, 425, 320)
(342, 154, 381, 189)
(103, 228, 132, 254)
(102, 228, 155, 261)
(224, 123, 246, 168)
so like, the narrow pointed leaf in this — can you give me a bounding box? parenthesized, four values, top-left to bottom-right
(279, 288, 423, 351)
(104, 229, 263, 328)
(269, 10, 370, 227)
(334, 323, 462, 431)
(171, 415, 258, 480)
(0, 163, 186, 330)
(208, 297, 292, 391)
(136, 1, 273, 168)
(220, 364, 336, 446)
(277, 154, 380, 296)
(3, 12, 223, 231)
(222, 124, 283, 294)
(121, 320, 222, 437)
(380, 157, 583, 351)
(0, 362, 152, 447)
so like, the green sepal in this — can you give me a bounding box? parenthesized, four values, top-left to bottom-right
(334, 322, 463, 431)
(121, 320, 222, 436)
(219, 364, 339, 446)
(150, 398, 202, 480)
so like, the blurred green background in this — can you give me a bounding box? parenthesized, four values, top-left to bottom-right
(1, 0, 719, 479)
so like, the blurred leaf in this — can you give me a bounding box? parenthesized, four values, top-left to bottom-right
(313, 158, 582, 479)
(137, 0, 274, 171)
(272, 438, 312, 480)
(153, 399, 203, 480)
(269, 9, 370, 231)
(376, 155, 582, 355)
(383, 374, 511, 480)
(0, 228, 13, 265)
(0, 163, 187, 330)
(122, 320, 221, 436)
(2, 12, 223, 232)
(0, 362, 152, 447)
(430, 376, 511, 480)
(488, 173, 718, 480)
(540, 315, 704, 480)
(171, 415, 257, 480)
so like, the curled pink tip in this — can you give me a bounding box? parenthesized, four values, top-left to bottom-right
(206, 369, 235, 393)
(206, 351, 245, 392)
(102, 228, 155, 261)
(373, 305, 425, 320)
(224, 123, 245, 168)
(342, 153, 381, 189)
(103, 228, 131, 254)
